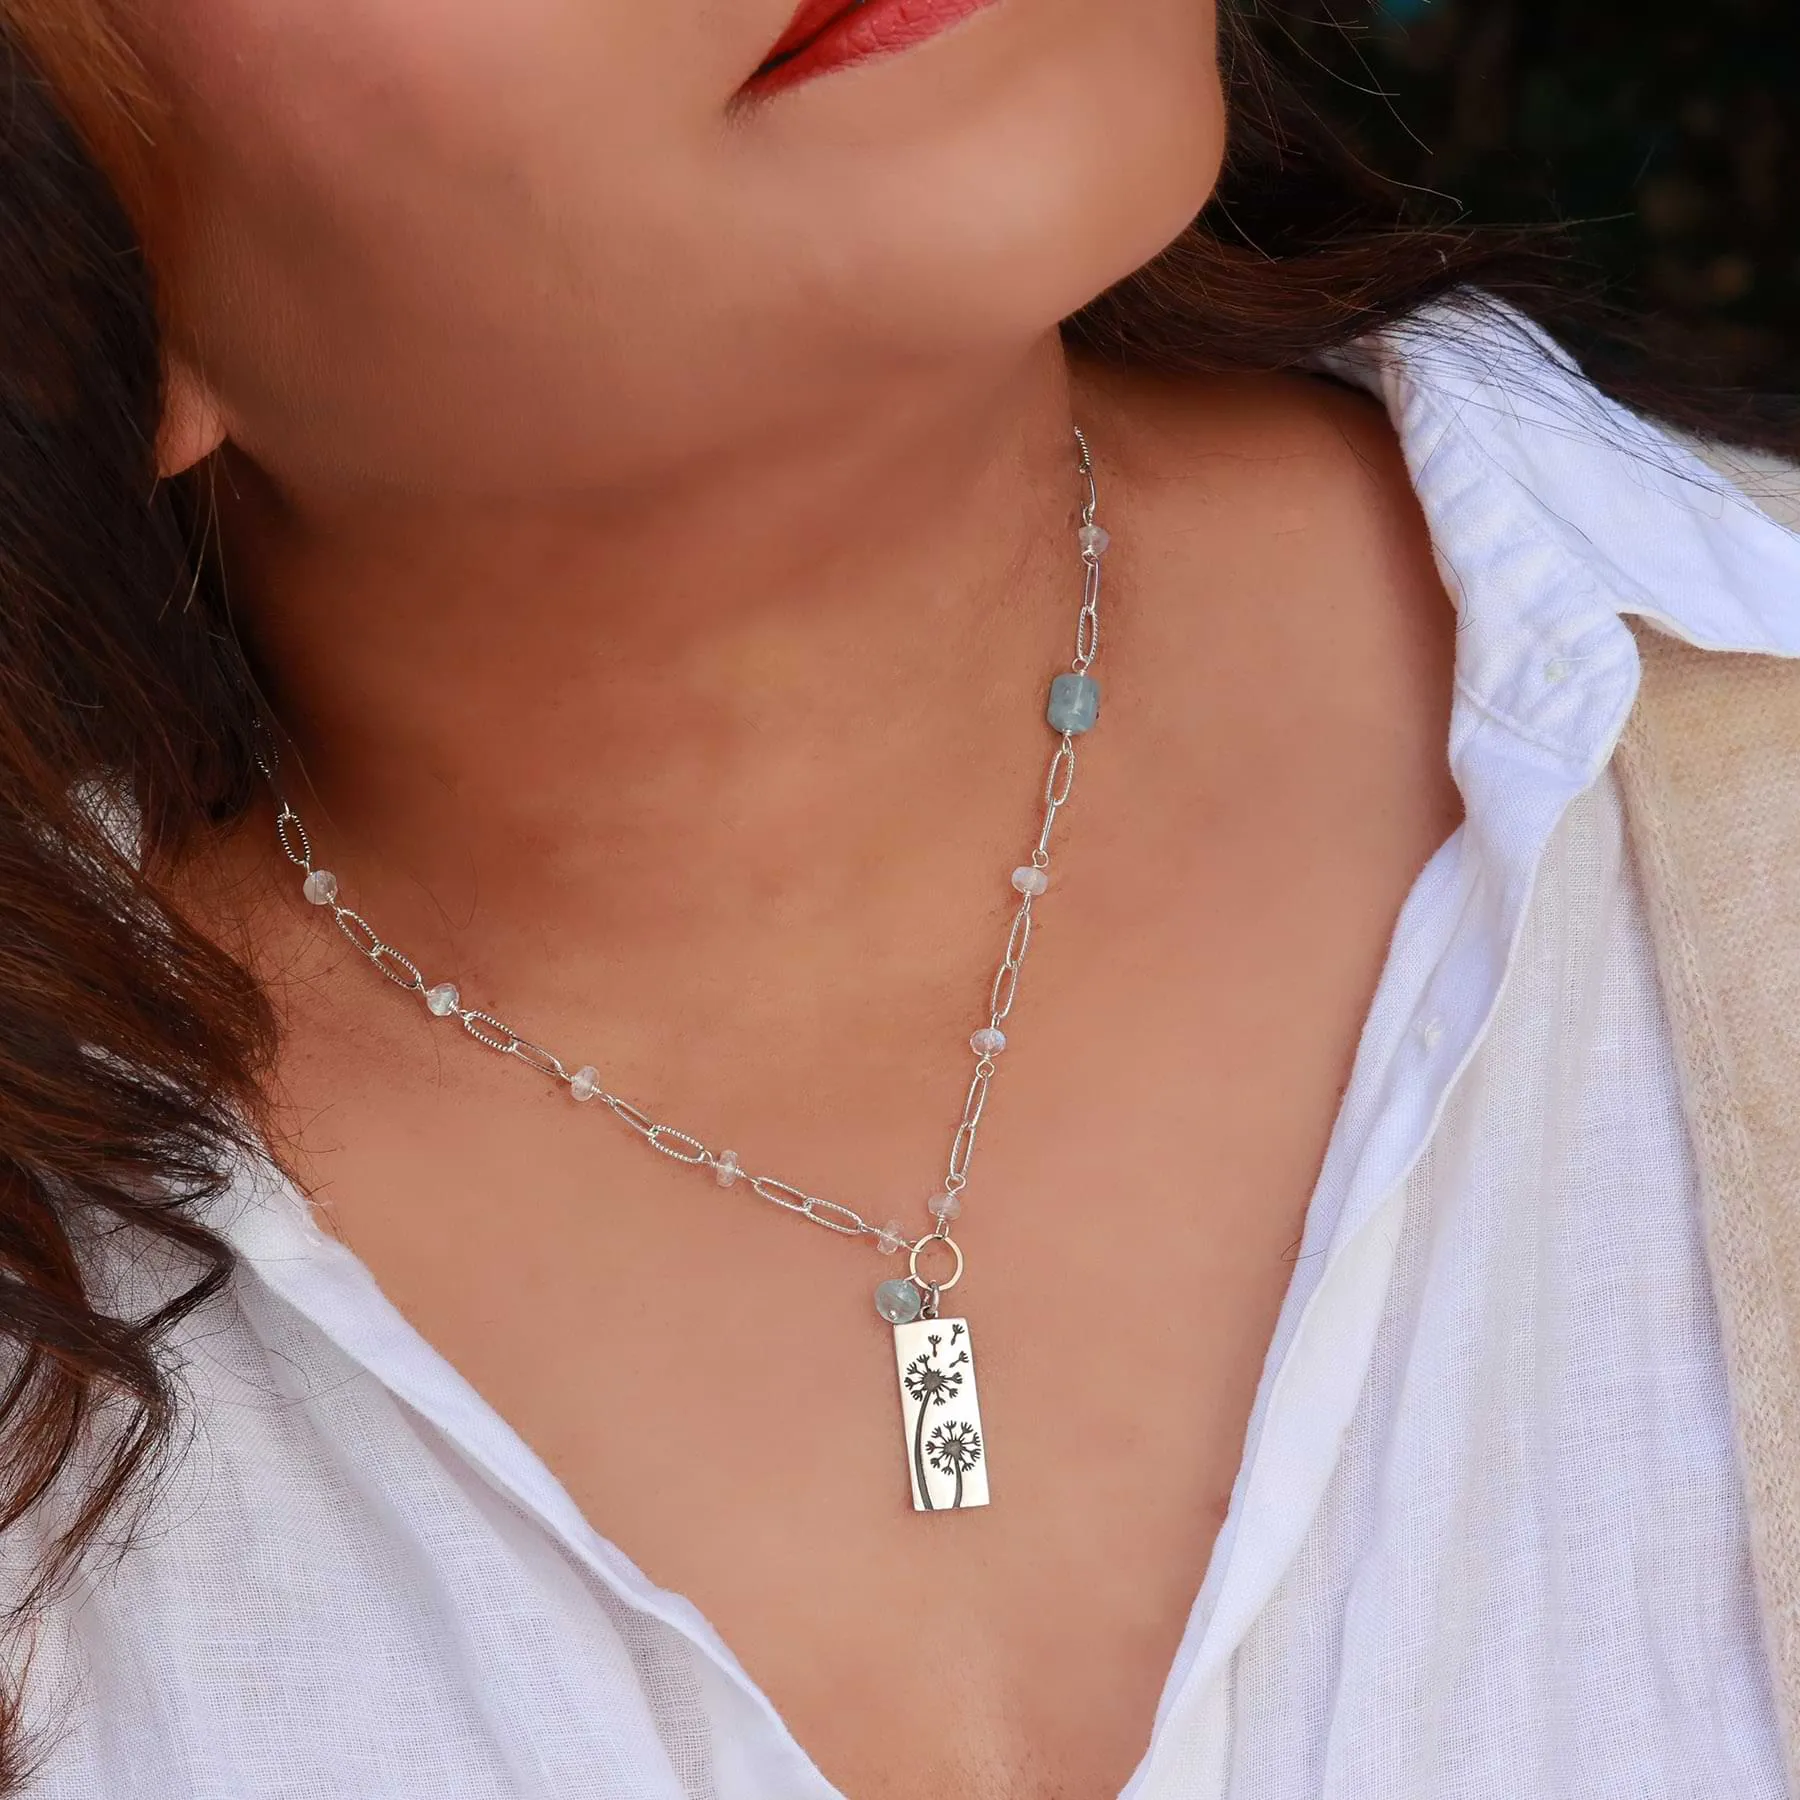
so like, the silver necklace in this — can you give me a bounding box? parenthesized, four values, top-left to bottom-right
(259, 428, 1109, 1512)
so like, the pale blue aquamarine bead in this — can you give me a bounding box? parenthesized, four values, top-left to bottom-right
(1047, 673, 1100, 734)
(875, 1278, 923, 1325)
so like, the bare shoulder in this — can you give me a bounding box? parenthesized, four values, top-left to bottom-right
(1073, 355, 1437, 589)
(1071, 355, 1457, 783)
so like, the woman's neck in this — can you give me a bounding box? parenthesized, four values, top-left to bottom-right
(220, 334, 1089, 941)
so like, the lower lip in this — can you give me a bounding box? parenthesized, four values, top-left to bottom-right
(744, 0, 1002, 97)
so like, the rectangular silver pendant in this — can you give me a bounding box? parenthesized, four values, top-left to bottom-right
(892, 1316, 989, 1511)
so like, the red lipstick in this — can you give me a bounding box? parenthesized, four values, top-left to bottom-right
(744, 0, 1001, 97)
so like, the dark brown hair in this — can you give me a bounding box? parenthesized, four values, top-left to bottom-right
(0, 2, 273, 1783)
(0, 0, 1789, 1786)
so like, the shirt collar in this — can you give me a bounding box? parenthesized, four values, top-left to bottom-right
(1324, 302, 1800, 776)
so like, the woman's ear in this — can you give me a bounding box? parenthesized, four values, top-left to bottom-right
(156, 355, 227, 476)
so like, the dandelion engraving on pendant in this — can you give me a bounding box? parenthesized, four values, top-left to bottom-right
(895, 1319, 988, 1510)
(926, 1422, 984, 1510)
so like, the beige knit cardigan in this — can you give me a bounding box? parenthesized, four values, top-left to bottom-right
(1617, 623, 1800, 1794)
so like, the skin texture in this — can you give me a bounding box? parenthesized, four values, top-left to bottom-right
(92, 0, 1465, 1792)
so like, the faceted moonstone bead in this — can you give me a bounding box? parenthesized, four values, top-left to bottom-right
(424, 982, 461, 1018)
(302, 869, 338, 907)
(970, 1026, 1007, 1057)
(928, 1191, 963, 1221)
(1047, 673, 1100, 734)
(1011, 865, 1048, 897)
(875, 1278, 924, 1325)
(569, 1065, 601, 1102)
(1078, 522, 1111, 560)
(713, 1149, 742, 1188)
(877, 1219, 907, 1255)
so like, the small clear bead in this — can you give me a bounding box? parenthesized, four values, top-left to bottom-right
(876, 1219, 907, 1255)
(569, 1065, 601, 1102)
(424, 982, 461, 1018)
(875, 1278, 924, 1325)
(714, 1149, 742, 1188)
(928, 1191, 963, 1221)
(301, 869, 338, 907)
(970, 1026, 1007, 1057)
(1078, 522, 1111, 559)
(1011, 865, 1048, 897)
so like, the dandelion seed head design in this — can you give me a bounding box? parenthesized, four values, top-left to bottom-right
(926, 1420, 983, 1476)
(903, 1353, 963, 1407)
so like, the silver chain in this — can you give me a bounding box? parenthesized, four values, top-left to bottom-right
(259, 428, 1107, 1290)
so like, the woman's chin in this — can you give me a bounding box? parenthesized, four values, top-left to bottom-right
(730, 8, 1226, 360)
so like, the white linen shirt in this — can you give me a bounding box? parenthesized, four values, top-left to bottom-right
(23, 314, 1800, 1799)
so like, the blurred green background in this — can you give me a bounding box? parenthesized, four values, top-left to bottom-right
(1280, 0, 1799, 393)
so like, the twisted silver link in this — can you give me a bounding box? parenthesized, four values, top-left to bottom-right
(1075, 562, 1102, 672)
(333, 908, 383, 959)
(262, 431, 1108, 1278)
(646, 1124, 709, 1164)
(801, 1195, 869, 1237)
(457, 1010, 518, 1053)
(369, 944, 425, 993)
(274, 807, 312, 871)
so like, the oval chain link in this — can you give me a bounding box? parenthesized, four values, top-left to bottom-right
(274, 806, 312, 870)
(369, 944, 425, 993)
(260, 433, 1107, 1269)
